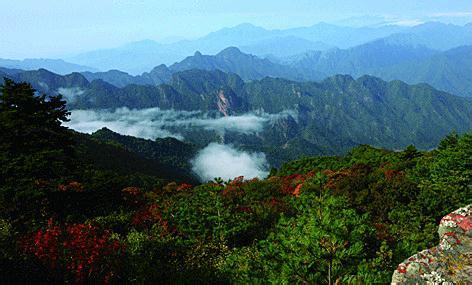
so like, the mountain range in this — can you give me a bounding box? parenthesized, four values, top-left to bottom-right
(62, 42, 472, 98)
(2, 67, 471, 165)
(0, 58, 96, 75)
(64, 21, 472, 74)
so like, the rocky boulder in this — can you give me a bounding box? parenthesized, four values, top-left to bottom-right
(391, 205, 471, 284)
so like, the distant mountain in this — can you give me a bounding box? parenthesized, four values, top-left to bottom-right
(7, 37, 472, 99)
(376, 45, 472, 97)
(239, 36, 333, 58)
(0, 58, 96, 75)
(67, 22, 411, 73)
(78, 47, 314, 87)
(385, 22, 472, 51)
(278, 22, 406, 48)
(81, 65, 173, 88)
(287, 38, 439, 78)
(169, 47, 309, 81)
(81, 70, 149, 88)
(284, 40, 472, 97)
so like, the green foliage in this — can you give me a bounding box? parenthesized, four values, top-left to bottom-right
(224, 195, 374, 284)
(1, 79, 471, 284)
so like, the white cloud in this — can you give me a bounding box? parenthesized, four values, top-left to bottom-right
(390, 19, 424, 27)
(57, 87, 85, 102)
(191, 143, 269, 182)
(65, 107, 296, 140)
(430, 12, 472, 18)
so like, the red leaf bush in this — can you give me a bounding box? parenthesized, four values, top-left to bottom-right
(22, 219, 125, 283)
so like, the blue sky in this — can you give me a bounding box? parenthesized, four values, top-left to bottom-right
(1, 0, 472, 58)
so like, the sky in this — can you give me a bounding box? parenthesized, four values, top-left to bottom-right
(1, 0, 472, 59)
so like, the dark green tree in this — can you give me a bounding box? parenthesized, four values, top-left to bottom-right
(0, 78, 74, 226)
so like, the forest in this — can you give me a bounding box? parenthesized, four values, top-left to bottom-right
(1, 79, 470, 283)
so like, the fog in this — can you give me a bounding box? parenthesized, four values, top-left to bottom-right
(57, 87, 85, 102)
(65, 107, 295, 140)
(191, 143, 269, 182)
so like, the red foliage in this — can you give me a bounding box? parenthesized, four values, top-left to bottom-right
(131, 204, 173, 234)
(221, 176, 246, 199)
(278, 172, 315, 196)
(122, 187, 143, 205)
(57, 181, 84, 192)
(236, 206, 252, 213)
(22, 219, 124, 283)
(176, 183, 193, 191)
(384, 169, 403, 181)
(374, 222, 394, 242)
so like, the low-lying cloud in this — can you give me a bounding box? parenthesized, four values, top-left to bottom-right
(57, 87, 85, 103)
(191, 143, 269, 182)
(65, 107, 295, 140)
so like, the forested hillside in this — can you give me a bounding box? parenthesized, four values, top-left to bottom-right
(3, 68, 472, 167)
(1, 80, 470, 283)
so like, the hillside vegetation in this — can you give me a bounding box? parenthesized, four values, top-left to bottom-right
(1, 80, 470, 283)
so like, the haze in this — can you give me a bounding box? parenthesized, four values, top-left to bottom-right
(2, 0, 472, 58)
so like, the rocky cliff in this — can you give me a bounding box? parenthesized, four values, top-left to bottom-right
(391, 205, 471, 284)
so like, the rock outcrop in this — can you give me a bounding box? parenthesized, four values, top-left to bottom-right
(392, 205, 471, 284)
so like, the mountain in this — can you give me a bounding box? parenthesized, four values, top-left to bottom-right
(4, 72, 471, 284)
(239, 36, 332, 58)
(385, 22, 472, 51)
(0, 58, 96, 75)
(279, 22, 406, 48)
(169, 47, 308, 81)
(376, 45, 472, 97)
(81, 70, 150, 88)
(7, 39, 472, 99)
(6, 68, 470, 164)
(77, 48, 313, 87)
(285, 40, 472, 97)
(81, 65, 173, 88)
(74, 130, 197, 183)
(286, 38, 439, 78)
(87, 127, 198, 181)
(67, 22, 410, 73)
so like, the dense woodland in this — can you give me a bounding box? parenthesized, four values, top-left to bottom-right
(0, 79, 470, 283)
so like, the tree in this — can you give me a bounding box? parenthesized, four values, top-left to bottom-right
(225, 194, 374, 284)
(0, 79, 74, 226)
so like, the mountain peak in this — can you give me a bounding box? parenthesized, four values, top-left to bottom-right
(194, 51, 203, 57)
(217, 47, 244, 57)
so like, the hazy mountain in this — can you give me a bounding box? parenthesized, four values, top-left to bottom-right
(287, 38, 439, 78)
(81, 70, 150, 88)
(67, 22, 411, 74)
(278, 22, 406, 48)
(0, 58, 96, 75)
(77, 47, 314, 87)
(239, 36, 333, 58)
(169, 47, 309, 81)
(385, 22, 472, 51)
(377, 45, 472, 97)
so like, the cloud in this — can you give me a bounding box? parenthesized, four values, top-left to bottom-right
(65, 108, 184, 140)
(65, 107, 296, 140)
(389, 19, 424, 27)
(57, 87, 85, 102)
(429, 12, 472, 18)
(191, 143, 269, 182)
